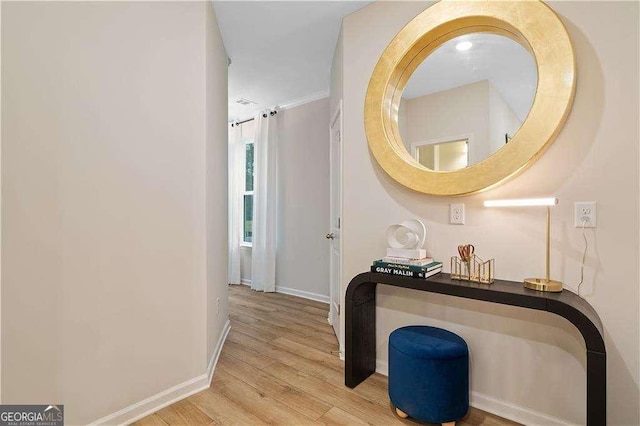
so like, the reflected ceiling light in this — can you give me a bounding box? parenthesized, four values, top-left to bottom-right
(455, 41, 473, 51)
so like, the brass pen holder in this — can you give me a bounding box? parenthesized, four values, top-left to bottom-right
(451, 254, 495, 284)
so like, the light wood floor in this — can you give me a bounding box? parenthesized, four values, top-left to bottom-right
(134, 285, 519, 426)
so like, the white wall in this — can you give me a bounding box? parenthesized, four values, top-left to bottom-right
(0, 0, 3, 404)
(339, 1, 638, 424)
(240, 99, 331, 302)
(330, 28, 344, 121)
(276, 98, 331, 300)
(205, 1, 231, 366)
(488, 84, 522, 154)
(1, 2, 228, 423)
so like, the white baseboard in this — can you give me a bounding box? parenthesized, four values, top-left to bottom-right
(91, 320, 231, 426)
(275, 286, 329, 304)
(90, 375, 209, 426)
(207, 320, 231, 385)
(239, 281, 329, 305)
(376, 359, 389, 376)
(375, 360, 571, 426)
(470, 391, 571, 426)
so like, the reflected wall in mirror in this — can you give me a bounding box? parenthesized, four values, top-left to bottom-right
(398, 33, 537, 171)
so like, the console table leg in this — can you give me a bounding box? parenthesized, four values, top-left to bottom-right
(345, 286, 376, 388)
(586, 350, 606, 426)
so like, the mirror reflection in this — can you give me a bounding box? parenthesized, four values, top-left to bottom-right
(399, 33, 537, 171)
(414, 137, 468, 171)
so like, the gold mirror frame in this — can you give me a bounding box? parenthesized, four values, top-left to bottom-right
(365, 0, 576, 196)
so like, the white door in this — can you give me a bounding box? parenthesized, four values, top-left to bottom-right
(328, 101, 342, 349)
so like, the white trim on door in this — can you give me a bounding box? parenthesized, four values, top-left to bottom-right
(329, 100, 344, 355)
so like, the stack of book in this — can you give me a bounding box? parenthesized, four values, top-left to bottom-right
(371, 257, 442, 279)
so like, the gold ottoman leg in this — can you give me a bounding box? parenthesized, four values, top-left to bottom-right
(395, 408, 409, 418)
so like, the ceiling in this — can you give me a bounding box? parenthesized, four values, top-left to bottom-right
(403, 33, 537, 121)
(215, 5, 536, 122)
(213, 1, 372, 121)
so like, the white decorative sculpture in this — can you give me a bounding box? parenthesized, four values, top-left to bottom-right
(386, 219, 427, 259)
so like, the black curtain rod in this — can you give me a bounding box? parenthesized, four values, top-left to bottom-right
(231, 117, 254, 127)
(231, 110, 278, 127)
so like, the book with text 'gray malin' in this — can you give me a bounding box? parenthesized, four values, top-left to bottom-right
(370, 264, 442, 279)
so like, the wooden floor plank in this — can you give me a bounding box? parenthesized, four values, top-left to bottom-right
(318, 407, 369, 426)
(230, 285, 328, 310)
(236, 294, 329, 325)
(270, 337, 343, 372)
(228, 319, 279, 343)
(228, 295, 277, 314)
(229, 303, 309, 334)
(155, 399, 214, 426)
(362, 371, 391, 389)
(219, 339, 277, 370)
(463, 409, 521, 426)
(264, 310, 336, 335)
(302, 304, 332, 317)
(211, 368, 320, 425)
(263, 362, 405, 426)
(315, 367, 390, 407)
(230, 312, 339, 350)
(136, 284, 519, 426)
(188, 388, 267, 426)
(217, 351, 332, 420)
(233, 302, 336, 337)
(227, 329, 327, 376)
(231, 288, 326, 315)
(130, 413, 169, 426)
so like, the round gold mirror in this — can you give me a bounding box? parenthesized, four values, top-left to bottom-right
(365, 0, 576, 196)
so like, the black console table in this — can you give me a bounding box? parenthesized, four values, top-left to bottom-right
(345, 272, 606, 426)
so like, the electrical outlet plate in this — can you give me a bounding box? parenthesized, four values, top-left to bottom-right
(575, 202, 596, 228)
(450, 203, 465, 225)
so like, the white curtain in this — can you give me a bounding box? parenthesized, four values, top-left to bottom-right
(251, 112, 278, 292)
(228, 123, 243, 285)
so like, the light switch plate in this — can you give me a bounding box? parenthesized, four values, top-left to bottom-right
(450, 203, 465, 225)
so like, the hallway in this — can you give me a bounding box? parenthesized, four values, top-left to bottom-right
(134, 285, 517, 425)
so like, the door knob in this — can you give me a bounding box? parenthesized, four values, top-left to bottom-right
(326, 233, 335, 240)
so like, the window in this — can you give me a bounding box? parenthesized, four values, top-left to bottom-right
(243, 141, 254, 243)
(235, 119, 255, 247)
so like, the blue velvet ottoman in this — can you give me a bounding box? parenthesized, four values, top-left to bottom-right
(388, 326, 469, 425)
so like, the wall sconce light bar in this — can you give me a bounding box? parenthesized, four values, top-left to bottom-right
(483, 198, 558, 208)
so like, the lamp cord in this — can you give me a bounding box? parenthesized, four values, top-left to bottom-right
(575, 219, 588, 297)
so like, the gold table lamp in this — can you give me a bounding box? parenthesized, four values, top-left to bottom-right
(484, 198, 563, 292)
